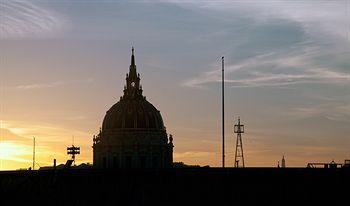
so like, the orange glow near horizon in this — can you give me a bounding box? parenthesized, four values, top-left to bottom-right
(0, 120, 92, 170)
(1, 118, 347, 170)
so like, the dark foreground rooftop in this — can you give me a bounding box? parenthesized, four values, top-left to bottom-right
(1, 168, 349, 205)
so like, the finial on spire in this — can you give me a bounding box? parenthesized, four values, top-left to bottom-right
(131, 46, 135, 66)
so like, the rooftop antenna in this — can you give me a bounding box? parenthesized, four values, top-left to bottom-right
(222, 56, 225, 168)
(67, 136, 80, 166)
(33, 137, 35, 170)
(234, 117, 245, 168)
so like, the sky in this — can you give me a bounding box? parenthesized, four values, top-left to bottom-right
(0, 0, 349, 170)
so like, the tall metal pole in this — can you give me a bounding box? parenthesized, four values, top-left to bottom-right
(222, 56, 225, 168)
(33, 137, 35, 170)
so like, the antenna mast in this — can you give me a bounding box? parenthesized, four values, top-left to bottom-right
(222, 56, 225, 168)
(67, 137, 80, 166)
(33, 137, 35, 170)
(234, 117, 245, 168)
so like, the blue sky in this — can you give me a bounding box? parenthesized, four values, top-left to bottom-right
(0, 0, 349, 169)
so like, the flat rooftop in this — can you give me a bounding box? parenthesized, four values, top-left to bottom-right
(1, 168, 349, 205)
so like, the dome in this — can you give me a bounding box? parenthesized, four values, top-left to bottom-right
(93, 48, 173, 169)
(102, 97, 165, 130)
(101, 47, 165, 131)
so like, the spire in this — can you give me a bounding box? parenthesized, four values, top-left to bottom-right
(124, 47, 142, 98)
(131, 46, 135, 66)
(129, 47, 137, 78)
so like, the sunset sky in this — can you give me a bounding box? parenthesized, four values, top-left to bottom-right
(1, 0, 349, 170)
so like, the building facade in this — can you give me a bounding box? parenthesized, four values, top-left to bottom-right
(93, 48, 173, 168)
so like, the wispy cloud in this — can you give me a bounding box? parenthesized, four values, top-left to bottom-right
(183, 48, 350, 88)
(15, 79, 94, 90)
(1, 120, 91, 144)
(0, 0, 67, 38)
(174, 151, 215, 159)
(16, 81, 66, 90)
(163, 0, 349, 42)
(287, 103, 350, 121)
(164, 0, 349, 89)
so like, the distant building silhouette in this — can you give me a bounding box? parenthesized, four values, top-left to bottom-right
(281, 156, 286, 168)
(92, 48, 173, 168)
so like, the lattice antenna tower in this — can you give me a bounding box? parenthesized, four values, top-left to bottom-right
(234, 117, 245, 168)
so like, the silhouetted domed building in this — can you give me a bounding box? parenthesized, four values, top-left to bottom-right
(93, 48, 174, 168)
